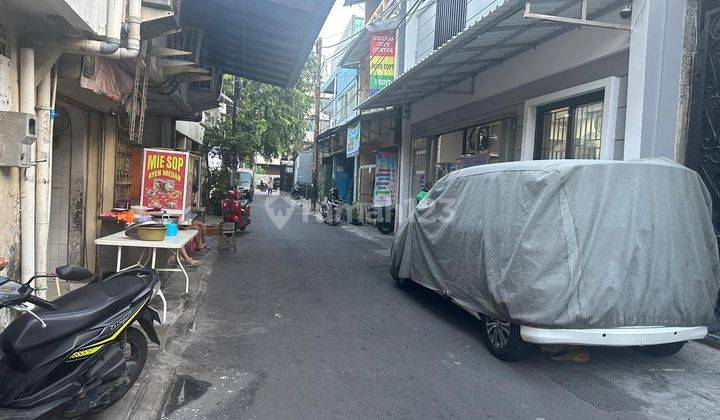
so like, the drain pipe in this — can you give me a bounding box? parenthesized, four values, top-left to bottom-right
(19, 48, 36, 285)
(108, 0, 141, 59)
(34, 71, 53, 297)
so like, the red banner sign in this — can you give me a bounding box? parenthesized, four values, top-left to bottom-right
(141, 148, 189, 213)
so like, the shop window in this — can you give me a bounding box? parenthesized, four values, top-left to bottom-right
(535, 91, 604, 160)
(463, 120, 503, 163)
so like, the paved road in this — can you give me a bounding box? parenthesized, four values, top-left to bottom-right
(162, 193, 720, 419)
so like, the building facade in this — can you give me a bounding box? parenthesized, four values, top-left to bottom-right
(0, 0, 333, 325)
(318, 3, 403, 214)
(360, 0, 688, 227)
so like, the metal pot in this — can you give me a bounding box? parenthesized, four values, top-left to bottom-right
(125, 221, 167, 241)
(137, 226, 167, 241)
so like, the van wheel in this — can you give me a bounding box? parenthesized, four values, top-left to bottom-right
(638, 341, 685, 357)
(480, 315, 527, 361)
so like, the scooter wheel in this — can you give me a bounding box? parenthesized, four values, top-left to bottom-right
(90, 328, 148, 413)
(377, 223, 394, 235)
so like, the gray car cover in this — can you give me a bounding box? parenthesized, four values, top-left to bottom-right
(390, 158, 720, 329)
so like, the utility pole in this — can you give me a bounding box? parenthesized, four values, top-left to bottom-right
(397, 0, 406, 74)
(311, 37, 322, 211)
(230, 76, 241, 185)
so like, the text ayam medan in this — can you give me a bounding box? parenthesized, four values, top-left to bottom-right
(146, 154, 184, 181)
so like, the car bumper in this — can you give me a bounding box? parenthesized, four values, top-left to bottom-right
(520, 325, 707, 346)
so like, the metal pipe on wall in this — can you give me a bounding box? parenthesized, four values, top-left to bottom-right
(34, 72, 53, 297)
(108, 0, 141, 59)
(19, 48, 36, 285)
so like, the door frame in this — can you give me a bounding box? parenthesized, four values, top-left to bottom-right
(521, 77, 621, 160)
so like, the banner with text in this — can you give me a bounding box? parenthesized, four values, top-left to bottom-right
(141, 148, 189, 215)
(373, 150, 398, 207)
(369, 31, 396, 96)
(346, 122, 361, 158)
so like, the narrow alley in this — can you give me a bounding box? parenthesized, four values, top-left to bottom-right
(154, 195, 720, 419)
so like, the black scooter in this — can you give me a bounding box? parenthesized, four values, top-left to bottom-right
(290, 184, 302, 200)
(320, 188, 343, 226)
(373, 206, 395, 235)
(0, 266, 161, 419)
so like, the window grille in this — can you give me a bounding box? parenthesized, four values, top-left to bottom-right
(434, 0, 467, 49)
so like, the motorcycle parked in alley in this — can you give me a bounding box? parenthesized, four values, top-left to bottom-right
(222, 189, 252, 231)
(0, 266, 161, 419)
(320, 188, 343, 226)
(290, 184, 302, 200)
(372, 206, 395, 235)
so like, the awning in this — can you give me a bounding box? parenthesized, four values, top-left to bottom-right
(359, 0, 626, 109)
(182, 0, 334, 88)
(318, 108, 397, 142)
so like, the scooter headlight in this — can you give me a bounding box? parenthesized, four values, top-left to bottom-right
(152, 280, 161, 298)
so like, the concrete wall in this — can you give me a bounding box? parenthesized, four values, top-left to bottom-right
(623, 0, 686, 160)
(410, 24, 630, 124)
(0, 16, 22, 285)
(57, 0, 108, 35)
(466, 0, 500, 26)
(415, 1, 437, 64)
(176, 120, 204, 144)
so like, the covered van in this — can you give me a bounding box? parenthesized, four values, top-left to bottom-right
(390, 158, 720, 359)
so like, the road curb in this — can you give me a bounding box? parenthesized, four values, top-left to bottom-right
(108, 249, 216, 420)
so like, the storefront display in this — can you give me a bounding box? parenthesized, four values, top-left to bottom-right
(373, 150, 398, 207)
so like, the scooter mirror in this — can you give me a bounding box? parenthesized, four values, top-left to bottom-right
(56, 265, 93, 281)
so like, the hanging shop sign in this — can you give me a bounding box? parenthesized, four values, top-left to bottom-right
(373, 149, 398, 207)
(346, 122, 361, 158)
(369, 31, 396, 96)
(141, 148, 191, 218)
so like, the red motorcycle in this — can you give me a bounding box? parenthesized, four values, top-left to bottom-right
(222, 189, 252, 231)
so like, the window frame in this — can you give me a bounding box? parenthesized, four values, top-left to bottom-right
(520, 77, 621, 161)
(462, 119, 505, 162)
(534, 90, 605, 160)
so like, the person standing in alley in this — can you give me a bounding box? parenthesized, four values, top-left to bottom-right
(416, 183, 431, 204)
(267, 178, 273, 195)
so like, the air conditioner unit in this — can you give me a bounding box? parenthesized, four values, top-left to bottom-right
(179, 26, 204, 65)
(192, 67, 219, 91)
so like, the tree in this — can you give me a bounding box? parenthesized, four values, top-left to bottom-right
(205, 52, 318, 178)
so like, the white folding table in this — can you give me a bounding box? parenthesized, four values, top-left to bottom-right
(94, 229, 197, 321)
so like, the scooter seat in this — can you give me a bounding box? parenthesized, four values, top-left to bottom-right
(0, 273, 148, 355)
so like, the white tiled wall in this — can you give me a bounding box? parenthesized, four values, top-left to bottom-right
(48, 128, 72, 271)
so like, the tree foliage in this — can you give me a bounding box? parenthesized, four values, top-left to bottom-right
(204, 52, 318, 180)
